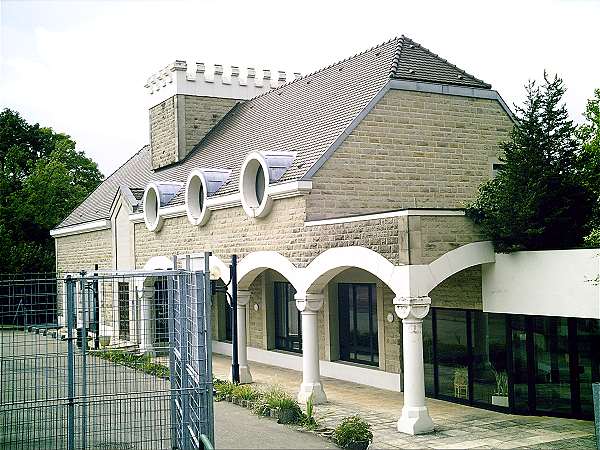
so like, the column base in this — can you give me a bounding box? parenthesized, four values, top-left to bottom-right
(297, 382, 327, 405)
(239, 365, 253, 384)
(397, 406, 434, 435)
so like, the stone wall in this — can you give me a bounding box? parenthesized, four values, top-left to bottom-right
(181, 95, 237, 154)
(306, 89, 513, 220)
(134, 197, 410, 269)
(149, 97, 177, 170)
(408, 215, 485, 264)
(55, 229, 112, 273)
(149, 95, 237, 170)
(430, 266, 482, 310)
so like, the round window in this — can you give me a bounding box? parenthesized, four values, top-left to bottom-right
(143, 184, 162, 232)
(185, 169, 210, 226)
(240, 152, 271, 218)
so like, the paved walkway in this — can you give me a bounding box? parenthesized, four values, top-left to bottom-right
(212, 354, 597, 449)
(215, 400, 336, 449)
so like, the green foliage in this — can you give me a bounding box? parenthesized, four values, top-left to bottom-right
(252, 387, 302, 424)
(301, 394, 318, 430)
(334, 416, 373, 449)
(92, 349, 169, 379)
(0, 108, 103, 272)
(466, 74, 594, 252)
(231, 384, 260, 401)
(214, 379, 236, 401)
(578, 89, 600, 246)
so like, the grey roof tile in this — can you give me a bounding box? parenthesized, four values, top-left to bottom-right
(57, 36, 491, 229)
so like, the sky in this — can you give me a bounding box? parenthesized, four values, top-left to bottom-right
(1, 0, 599, 176)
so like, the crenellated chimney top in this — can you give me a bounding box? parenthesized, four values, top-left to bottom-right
(145, 61, 298, 108)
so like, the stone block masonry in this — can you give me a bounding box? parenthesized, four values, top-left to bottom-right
(306, 89, 513, 220)
(149, 94, 237, 170)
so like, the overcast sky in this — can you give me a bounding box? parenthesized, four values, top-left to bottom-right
(1, 0, 599, 176)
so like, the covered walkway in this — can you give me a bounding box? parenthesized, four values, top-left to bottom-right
(212, 354, 596, 449)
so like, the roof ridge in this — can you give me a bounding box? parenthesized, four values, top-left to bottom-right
(248, 36, 400, 101)
(388, 36, 405, 78)
(399, 35, 491, 88)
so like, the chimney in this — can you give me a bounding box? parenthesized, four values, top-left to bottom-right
(146, 61, 285, 170)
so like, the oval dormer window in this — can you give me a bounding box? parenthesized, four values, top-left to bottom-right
(143, 181, 183, 232)
(240, 154, 271, 218)
(143, 184, 161, 232)
(185, 169, 210, 226)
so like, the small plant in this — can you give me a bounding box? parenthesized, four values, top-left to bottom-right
(493, 370, 509, 396)
(214, 380, 236, 401)
(252, 387, 302, 424)
(91, 349, 169, 379)
(334, 416, 373, 450)
(301, 394, 318, 430)
(231, 384, 260, 402)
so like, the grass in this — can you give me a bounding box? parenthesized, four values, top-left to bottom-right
(91, 349, 170, 379)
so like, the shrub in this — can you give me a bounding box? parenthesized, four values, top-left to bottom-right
(231, 384, 260, 401)
(253, 387, 302, 424)
(214, 380, 236, 401)
(334, 416, 373, 449)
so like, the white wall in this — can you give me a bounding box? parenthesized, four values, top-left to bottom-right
(482, 249, 600, 319)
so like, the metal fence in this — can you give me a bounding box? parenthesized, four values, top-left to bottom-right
(0, 260, 213, 449)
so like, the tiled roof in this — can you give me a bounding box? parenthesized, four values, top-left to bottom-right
(57, 36, 491, 229)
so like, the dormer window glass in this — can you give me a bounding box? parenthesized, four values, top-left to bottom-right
(255, 165, 265, 205)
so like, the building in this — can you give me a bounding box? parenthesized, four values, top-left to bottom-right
(51, 36, 600, 433)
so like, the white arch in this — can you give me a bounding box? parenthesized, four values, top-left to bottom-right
(209, 254, 230, 285)
(237, 251, 299, 290)
(409, 241, 495, 297)
(300, 246, 406, 295)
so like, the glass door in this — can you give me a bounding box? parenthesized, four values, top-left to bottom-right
(338, 283, 378, 366)
(274, 282, 301, 353)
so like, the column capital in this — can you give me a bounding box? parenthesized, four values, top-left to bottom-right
(237, 289, 251, 307)
(295, 292, 324, 312)
(393, 296, 431, 321)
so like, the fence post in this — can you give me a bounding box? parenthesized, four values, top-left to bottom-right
(66, 276, 76, 450)
(180, 265, 190, 450)
(168, 258, 178, 450)
(79, 274, 88, 450)
(203, 252, 215, 447)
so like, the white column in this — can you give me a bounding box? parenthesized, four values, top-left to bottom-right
(394, 296, 434, 435)
(295, 292, 327, 404)
(236, 289, 253, 384)
(139, 283, 154, 355)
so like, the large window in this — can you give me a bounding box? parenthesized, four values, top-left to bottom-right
(425, 308, 600, 419)
(338, 283, 378, 366)
(274, 282, 301, 353)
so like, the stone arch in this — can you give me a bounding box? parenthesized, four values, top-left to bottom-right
(300, 246, 406, 295)
(237, 251, 300, 291)
(209, 254, 230, 285)
(410, 241, 495, 297)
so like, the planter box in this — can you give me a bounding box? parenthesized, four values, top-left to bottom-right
(491, 395, 509, 407)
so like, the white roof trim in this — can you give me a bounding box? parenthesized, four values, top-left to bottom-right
(304, 209, 464, 227)
(51, 219, 111, 237)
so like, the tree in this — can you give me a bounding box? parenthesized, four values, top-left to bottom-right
(466, 74, 594, 252)
(577, 89, 600, 246)
(0, 109, 104, 272)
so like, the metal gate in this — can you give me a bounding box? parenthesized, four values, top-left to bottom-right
(0, 258, 213, 449)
